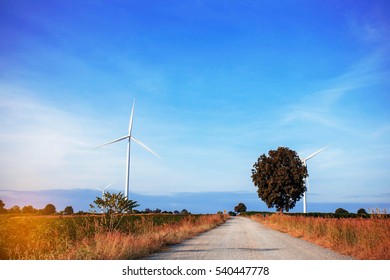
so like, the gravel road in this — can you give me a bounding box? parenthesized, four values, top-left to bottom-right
(146, 216, 352, 260)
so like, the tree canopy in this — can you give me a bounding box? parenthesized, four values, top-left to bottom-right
(9, 205, 21, 214)
(90, 191, 140, 231)
(22, 205, 36, 214)
(90, 191, 139, 214)
(251, 147, 307, 212)
(335, 208, 349, 215)
(357, 208, 368, 217)
(234, 202, 247, 213)
(43, 204, 56, 215)
(64, 206, 74, 215)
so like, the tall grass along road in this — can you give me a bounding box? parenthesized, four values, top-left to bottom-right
(0, 214, 226, 260)
(249, 213, 389, 259)
(146, 216, 351, 260)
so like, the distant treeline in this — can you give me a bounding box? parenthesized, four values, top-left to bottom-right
(0, 200, 60, 215)
(240, 210, 390, 219)
(0, 199, 192, 216)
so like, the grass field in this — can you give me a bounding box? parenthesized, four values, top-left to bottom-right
(249, 213, 390, 259)
(0, 213, 227, 260)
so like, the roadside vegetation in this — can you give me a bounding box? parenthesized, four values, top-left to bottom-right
(247, 210, 390, 259)
(0, 195, 227, 260)
(0, 213, 227, 260)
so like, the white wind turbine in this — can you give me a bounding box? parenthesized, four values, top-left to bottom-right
(301, 146, 328, 213)
(96, 182, 114, 213)
(96, 99, 160, 200)
(97, 181, 114, 198)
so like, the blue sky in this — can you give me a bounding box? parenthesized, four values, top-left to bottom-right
(0, 1, 389, 212)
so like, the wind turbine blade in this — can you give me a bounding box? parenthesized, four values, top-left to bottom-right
(305, 146, 328, 161)
(131, 136, 160, 158)
(95, 135, 130, 149)
(104, 181, 115, 191)
(128, 98, 135, 136)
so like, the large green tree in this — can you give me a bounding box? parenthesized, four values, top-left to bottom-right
(251, 147, 308, 213)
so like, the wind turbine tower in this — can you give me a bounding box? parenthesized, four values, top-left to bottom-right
(302, 146, 328, 213)
(96, 99, 160, 200)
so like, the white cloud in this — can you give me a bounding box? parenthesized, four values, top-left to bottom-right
(0, 85, 112, 190)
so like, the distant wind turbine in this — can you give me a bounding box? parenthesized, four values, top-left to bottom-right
(96, 98, 160, 200)
(96, 182, 114, 213)
(301, 146, 328, 213)
(97, 181, 115, 197)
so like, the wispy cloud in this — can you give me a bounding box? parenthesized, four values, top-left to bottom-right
(0, 85, 113, 190)
(280, 44, 390, 131)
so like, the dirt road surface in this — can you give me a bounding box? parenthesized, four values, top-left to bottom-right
(146, 216, 352, 260)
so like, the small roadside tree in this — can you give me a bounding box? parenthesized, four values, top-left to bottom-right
(90, 191, 140, 231)
(234, 202, 247, 214)
(251, 147, 308, 213)
(9, 205, 21, 214)
(357, 208, 368, 217)
(91, 192, 139, 214)
(42, 204, 56, 215)
(335, 208, 349, 215)
(64, 206, 74, 215)
(22, 205, 36, 214)
(228, 211, 237, 216)
(0, 199, 6, 214)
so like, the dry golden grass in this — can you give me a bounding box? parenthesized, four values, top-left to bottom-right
(0, 214, 227, 260)
(249, 213, 390, 259)
(61, 214, 227, 259)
